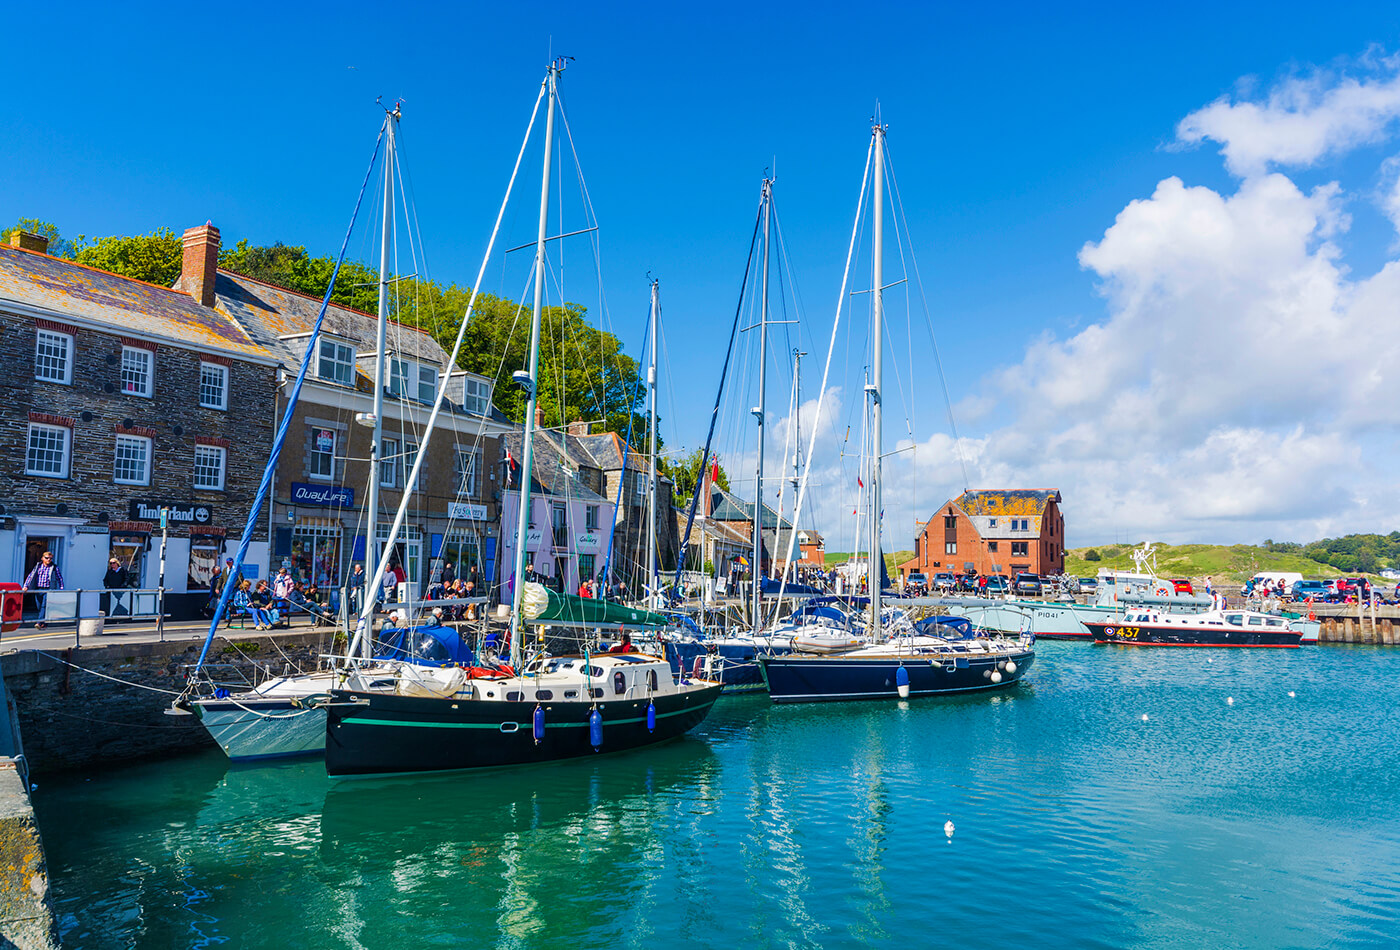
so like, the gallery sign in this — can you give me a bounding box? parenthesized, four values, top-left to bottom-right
(574, 532, 602, 552)
(128, 500, 214, 526)
(290, 482, 355, 507)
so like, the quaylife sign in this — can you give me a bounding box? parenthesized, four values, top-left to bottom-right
(290, 482, 355, 507)
(447, 502, 488, 521)
(128, 500, 214, 525)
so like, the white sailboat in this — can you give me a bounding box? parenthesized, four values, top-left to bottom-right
(758, 117, 1035, 702)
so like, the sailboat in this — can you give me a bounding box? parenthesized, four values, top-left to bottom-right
(758, 118, 1035, 703)
(175, 104, 435, 760)
(322, 60, 721, 776)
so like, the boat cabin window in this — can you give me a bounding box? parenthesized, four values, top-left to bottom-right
(1248, 617, 1262, 626)
(613, 671, 627, 694)
(535, 690, 553, 700)
(563, 690, 578, 699)
(588, 666, 603, 678)
(506, 691, 522, 701)
(1265, 618, 1283, 627)
(647, 669, 658, 691)
(1225, 614, 1243, 626)
(591, 688, 604, 699)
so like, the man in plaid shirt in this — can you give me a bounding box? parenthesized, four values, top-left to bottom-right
(22, 551, 64, 629)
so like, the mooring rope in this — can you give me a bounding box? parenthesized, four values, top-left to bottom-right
(34, 651, 182, 695)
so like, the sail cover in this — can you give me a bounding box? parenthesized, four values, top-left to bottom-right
(519, 582, 671, 627)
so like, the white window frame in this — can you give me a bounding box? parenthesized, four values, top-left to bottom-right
(463, 377, 491, 415)
(121, 346, 154, 398)
(25, 423, 70, 477)
(317, 339, 355, 386)
(193, 444, 226, 491)
(455, 447, 480, 497)
(945, 541, 957, 555)
(389, 358, 410, 398)
(34, 329, 73, 385)
(199, 362, 229, 410)
(404, 441, 421, 490)
(585, 505, 599, 531)
(114, 433, 152, 485)
(418, 365, 436, 404)
(380, 438, 399, 488)
(309, 426, 336, 481)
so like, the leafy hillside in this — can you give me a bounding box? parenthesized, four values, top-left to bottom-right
(1065, 542, 1382, 582)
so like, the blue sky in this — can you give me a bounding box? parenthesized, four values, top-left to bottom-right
(7, 1, 1400, 548)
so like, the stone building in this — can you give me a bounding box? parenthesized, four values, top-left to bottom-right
(0, 230, 278, 617)
(898, 489, 1065, 581)
(174, 225, 515, 598)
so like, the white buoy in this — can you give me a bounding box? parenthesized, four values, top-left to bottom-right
(944, 820, 955, 840)
(1005, 660, 1017, 673)
(1141, 713, 1149, 722)
(1226, 696, 1234, 705)
(1288, 691, 1296, 698)
(991, 670, 1003, 683)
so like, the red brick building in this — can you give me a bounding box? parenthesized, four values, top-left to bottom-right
(899, 489, 1065, 581)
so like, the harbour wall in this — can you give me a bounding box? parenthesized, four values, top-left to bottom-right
(0, 760, 57, 950)
(0, 631, 336, 775)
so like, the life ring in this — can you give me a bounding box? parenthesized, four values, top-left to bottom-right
(1154, 583, 1171, 597)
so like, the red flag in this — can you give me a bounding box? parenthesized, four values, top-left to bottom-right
(710, 458, 720, 483)
(506, 446, 518, 469)
(857, 476, 864, 488)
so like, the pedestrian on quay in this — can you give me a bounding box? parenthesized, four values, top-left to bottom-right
(21, 550, 64, 629)
(104, 557, 128, 590)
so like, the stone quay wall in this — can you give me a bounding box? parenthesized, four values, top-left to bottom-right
(0, 631, 339, 775)
(0, 760, 57, 950)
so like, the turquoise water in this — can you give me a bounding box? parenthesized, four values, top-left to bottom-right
(37, 643, 1400, 949)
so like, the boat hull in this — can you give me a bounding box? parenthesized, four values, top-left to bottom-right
(324, 683, 724, 777)
(666, 640, 783, 693)
(192, 698, 328, 761)
(1085, 621, 1301, 648)
(757, 649, 1034, 704)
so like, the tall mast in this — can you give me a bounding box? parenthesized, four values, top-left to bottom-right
(868, 122, 885, 638)
(361, 104, 397, 654)
(789, 348, 804, 514)
(752, 178, 773, 628)
(508, 61, 562, 670)
(646, 279, 659, 603)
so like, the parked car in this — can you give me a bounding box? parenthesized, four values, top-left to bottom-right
(1077, 576, 1099, 595)
(1289, 580, 1330, 600)
(982, 576, 1010, 594)
(1014, 572, 1043, 596)
(905, 573, 928, 595)
(1170, 578, 1193, 594)
(933, 572, 955, 591)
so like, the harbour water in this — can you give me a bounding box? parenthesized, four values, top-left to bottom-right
(37, 642, 1400, 949)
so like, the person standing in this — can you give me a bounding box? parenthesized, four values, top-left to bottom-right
(22, 551, 64, 629)
(104, 557, 129, 590)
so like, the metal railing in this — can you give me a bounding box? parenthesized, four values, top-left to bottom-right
(0, 587, 167, 647)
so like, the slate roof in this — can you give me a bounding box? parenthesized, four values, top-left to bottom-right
(212, 270, 447, 370)
(501, 430, 609, 503)
(953, 489, 1061, 517)
(0, 245, 273, 362)
(709, 486, 790, 531)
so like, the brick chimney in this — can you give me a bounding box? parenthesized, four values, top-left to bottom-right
(181, 223, 221, 308)
(534, 406, 544, 429)
(8, 230, 49, 254)
(567, 419, 591, 437)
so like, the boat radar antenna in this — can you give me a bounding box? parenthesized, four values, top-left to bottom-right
(1130, 542, 1157, 576)
(375, 96, 404, 120)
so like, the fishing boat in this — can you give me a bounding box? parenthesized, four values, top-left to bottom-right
(1086, 607, 1303, 648)
(322, 60, 721, 776)
(757, 117, 1034, 703)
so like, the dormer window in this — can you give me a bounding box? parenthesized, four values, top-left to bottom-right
(464, 377, 492, 414)
(318, 340, 355, 386)
(389, 358, 439, 403)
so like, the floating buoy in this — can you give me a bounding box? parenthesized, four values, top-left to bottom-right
(944, 820, 955, 840)
(1226, 697, 1234, 705)
(983, 669, 992, 679)
(533, 704, 546, 745)
(589, 708, 603, 749)
(646, 700, 657, 733)
(990, 670, 1003, 683)
(1141, 714, 1149, 722)
(896, 666, 910, 699)
(1288, 691, 1296, 698)
(1005, 660, 1017, 674)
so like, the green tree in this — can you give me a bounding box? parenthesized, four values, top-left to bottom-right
(668, 447, 732, 506)
(1, 218, 81, 258)
(76, 228, 183, 285)
(219, 240, 384, 315)
(1084, 549, 1101, 562)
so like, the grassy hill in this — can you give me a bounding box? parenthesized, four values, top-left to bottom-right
(825, 551, 913, 576)
(1065, 543, 1362, 582)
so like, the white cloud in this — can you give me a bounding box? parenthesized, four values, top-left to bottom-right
(1177, 53, 1400, 177)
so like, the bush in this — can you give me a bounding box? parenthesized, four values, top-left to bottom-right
(1084, 549, 1101, 562)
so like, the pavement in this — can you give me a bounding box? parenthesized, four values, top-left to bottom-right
(0, 615, 337, 652)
